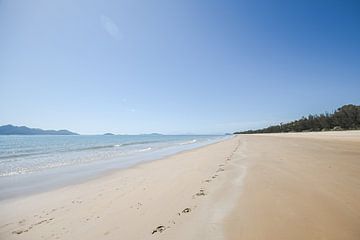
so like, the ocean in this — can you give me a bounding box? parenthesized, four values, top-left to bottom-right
(0, 134, 228, 200)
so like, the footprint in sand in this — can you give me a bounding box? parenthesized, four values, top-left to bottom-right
(18, 219, 26, 224)
(195, 189, 206, 197)
(12, 218, 54, 235)
(130, 202, 143, 210)
(152, 225, 167, 234)
(151, 206, 194, 235)
(12, 229, 28, 235)
(136, 202, 143, 209)
(182, 208, 191, 213)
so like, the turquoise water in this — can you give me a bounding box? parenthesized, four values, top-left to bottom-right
(0, 134, 227, 199)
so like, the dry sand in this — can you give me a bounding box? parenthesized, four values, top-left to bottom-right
(226, 131, 360, 240)
(1, 131, 360, 240)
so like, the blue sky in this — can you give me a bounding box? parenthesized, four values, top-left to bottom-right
(0, 0, 359, 134)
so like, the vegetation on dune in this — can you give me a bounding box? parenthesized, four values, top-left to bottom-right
(234, 104, 360, 134)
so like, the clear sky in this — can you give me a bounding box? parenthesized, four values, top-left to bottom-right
(0, 0, 359, 134)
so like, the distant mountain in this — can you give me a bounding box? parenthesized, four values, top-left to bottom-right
(103, 133, 115, 135)
(0, 125, 79, 135)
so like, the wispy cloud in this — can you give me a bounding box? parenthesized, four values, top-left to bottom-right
(100, 15, 121, 39)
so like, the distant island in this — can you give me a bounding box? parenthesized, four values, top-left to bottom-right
(103, 133, 115, 136)
(235, 104, 360, 134)
(0, 124, 79, 135)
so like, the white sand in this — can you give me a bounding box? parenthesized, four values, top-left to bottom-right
(1, 131, 360, 240)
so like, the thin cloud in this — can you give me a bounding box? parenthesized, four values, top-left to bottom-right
(100, 15, 120, 39)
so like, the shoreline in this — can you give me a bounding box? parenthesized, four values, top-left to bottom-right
(0, 135, 231, 201)
(0, 135, 244, 240)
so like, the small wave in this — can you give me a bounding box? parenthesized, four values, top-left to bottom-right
(179, 139, 197, 145)
(37, 161, 72, 169)
(0, 161, 76, 177)
(0, 141, 164, 162)
(79, 145, 115, 151)
(121, 140, 162, 147)
(138, 147, 152, 152)
(0, 169, 30, 177)
(0, 152, 45, 160)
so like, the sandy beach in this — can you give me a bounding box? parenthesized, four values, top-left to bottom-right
(1, 131, 360, 240)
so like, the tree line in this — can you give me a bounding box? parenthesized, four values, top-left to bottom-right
(234, 104, 360, 134)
